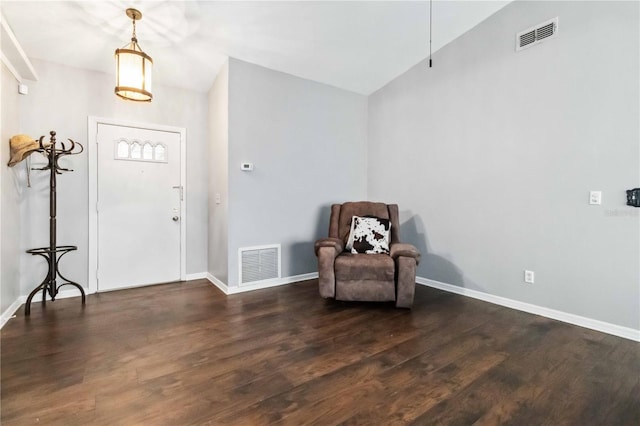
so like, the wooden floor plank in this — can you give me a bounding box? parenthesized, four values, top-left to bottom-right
(1, 279, 638, 425)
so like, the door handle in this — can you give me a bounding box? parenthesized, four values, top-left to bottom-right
(172, 216, 179, 222)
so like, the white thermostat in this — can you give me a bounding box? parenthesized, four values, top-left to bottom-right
(240, 162, 254, 171)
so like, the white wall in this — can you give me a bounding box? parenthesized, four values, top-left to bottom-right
(225, 58, 368, 287)
(1, 62, 22, 313)
(18, 59, 209, 296)
(208, 61, 229, 283)
(368, 1, 639, 330)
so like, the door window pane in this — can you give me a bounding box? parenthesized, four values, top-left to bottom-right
(155, 144, 166, 161)
(130, 142, 142, 159)
(115, 139, 167, 163)
(143, 142, 153, 160)
(117, 140, 129, 158)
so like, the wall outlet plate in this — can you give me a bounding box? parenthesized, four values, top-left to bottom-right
(524, 270, 535, 284)
(589, 191, 602, 205)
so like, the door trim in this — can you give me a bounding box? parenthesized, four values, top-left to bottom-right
(87, 116, 187, 293)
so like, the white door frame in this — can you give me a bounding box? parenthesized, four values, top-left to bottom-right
(87, 116, 187, 294)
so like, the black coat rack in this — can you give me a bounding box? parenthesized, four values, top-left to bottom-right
(25, 131, 86, 315)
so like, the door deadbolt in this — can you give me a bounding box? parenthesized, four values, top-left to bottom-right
(172, 216, 179, 221)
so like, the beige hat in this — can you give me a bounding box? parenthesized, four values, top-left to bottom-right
(8, 134, 40, 167)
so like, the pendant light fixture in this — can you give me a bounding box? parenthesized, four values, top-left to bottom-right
(429, 0, 433, 67)
(114, 8, 153, 102)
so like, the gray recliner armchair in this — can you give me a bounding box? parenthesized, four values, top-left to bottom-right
(314, 202, 421, 308)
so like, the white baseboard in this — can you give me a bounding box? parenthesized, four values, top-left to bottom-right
(47, 287, 89, 300)
(206, 273, 229, 294)
(0, 297, 24, 329)
(0, 287, 90, 329)
(185, 272, 207, 281)
(416, 276, 640, 342)
(206, 272, 318, 295)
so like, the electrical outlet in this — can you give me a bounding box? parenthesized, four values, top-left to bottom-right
(524, 270, 535, 284)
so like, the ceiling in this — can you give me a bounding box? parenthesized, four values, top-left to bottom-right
(0, 1, 510, 95)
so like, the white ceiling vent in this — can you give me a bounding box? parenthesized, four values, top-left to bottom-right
(516, 17, 559, 52)
(239, 244, 281, 285)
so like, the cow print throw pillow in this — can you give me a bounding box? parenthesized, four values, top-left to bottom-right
(345, 216, 391, 254)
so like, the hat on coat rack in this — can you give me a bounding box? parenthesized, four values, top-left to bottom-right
(7, 134, 39, 167)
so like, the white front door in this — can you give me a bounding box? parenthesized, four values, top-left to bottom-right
(97, 123, 182, 291)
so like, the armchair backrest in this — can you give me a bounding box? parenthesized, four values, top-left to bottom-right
(329, 202, 401, 244)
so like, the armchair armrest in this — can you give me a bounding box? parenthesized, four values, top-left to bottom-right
(392, 243, 420, 308)
(315, 238, 343, 299)
(314, 238, 344, 257)
(390, 243, 421, 265)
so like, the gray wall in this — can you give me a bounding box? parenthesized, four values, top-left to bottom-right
(208, 61, 229, 283)
(18, 59, 209, 296)
(368, 1, 639, 330)
(225, 58, 368, 287)
(1, 63, 22, 313)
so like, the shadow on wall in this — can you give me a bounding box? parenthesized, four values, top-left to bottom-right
(289, 240, 317, 276)
(314, 204, 332, 239)
(287, 204, 331, 277)
(399, 212, 464, 287)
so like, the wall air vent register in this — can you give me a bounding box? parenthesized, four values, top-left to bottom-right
(239, 244, 281, 285)
(516, 17, 559, 51)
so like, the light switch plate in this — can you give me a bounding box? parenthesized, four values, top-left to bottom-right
(589, 191, 602, 205)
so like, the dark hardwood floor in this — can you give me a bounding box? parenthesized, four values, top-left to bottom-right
(1, 279, 638, 425)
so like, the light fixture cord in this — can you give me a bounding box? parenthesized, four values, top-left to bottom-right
(429, 0, 433, 68)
